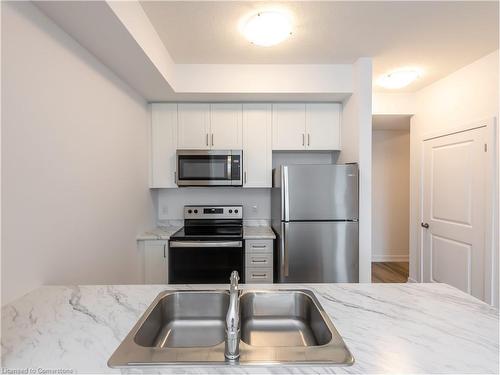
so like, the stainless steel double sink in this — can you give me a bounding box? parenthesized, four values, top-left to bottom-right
(108, 289, 354, 367)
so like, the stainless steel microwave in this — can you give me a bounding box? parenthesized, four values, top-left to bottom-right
(176, 150, 242, 186)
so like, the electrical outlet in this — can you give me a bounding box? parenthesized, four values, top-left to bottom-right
(252, 205, 258, 213)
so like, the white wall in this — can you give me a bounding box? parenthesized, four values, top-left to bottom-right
(409, 51, 499, 304)
(372, 130, 410, 262)
(338, 58, 373, 283)
(1, 2, 154, 304)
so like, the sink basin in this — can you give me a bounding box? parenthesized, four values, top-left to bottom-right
(134, 291, 229, 348)
(108, 289, 354, 367)
(240, 291, 332, 347)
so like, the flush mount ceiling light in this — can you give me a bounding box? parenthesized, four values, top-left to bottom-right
(242, 11, 292, 47)
(377, 69, 422, 89)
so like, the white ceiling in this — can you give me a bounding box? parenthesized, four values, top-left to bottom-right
(141, 1, 499, 92)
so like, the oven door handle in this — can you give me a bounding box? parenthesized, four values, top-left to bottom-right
(169, 241, 242, 248)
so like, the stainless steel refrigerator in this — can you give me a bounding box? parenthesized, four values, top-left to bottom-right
(271, 164, 359, 283)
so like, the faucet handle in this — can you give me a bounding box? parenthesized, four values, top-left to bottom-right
(230, 271, 239, 288)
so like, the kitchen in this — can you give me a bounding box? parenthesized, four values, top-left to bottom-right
(1, 1, 499, 373)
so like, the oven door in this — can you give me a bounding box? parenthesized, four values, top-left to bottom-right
(168, 240, 245, 284)
(176, 150, 242, 186)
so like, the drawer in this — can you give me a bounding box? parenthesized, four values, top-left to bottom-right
(245, 239, 273, 253)
(246, 253, 272, 268)
(246, 268, 273, 283)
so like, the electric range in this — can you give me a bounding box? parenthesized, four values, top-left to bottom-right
(168, 205, 244, 284)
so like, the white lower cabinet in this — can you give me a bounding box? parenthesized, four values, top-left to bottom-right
(141, 240, 168, 284)
(245, 239, 274, 284)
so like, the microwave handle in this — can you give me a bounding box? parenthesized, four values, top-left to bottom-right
(227, 155, 232, 179)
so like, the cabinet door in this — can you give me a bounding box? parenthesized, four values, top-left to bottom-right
(144, 240, 168, 284)
(177, 103, 210, 149)
(151, 103, 177, 188)
(243, 104, 272, 187)
(272, 103, 306, 150)
(305, 103, 341, 150)
(210, 104, 242, 149)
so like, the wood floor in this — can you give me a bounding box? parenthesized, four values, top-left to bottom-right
(372, 262, 409, 283)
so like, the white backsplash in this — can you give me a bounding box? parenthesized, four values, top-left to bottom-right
(154, 188, 271, 222)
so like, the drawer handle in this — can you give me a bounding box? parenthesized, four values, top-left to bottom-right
(251, 245, 267, 248)
(251, 259, 267, 263)
(252, 273, 267, 278)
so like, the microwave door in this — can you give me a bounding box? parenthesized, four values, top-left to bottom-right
(176, 152, 232, 186)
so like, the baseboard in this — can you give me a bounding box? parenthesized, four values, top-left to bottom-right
(372, 254, 409, 262)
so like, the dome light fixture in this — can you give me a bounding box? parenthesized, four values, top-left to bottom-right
(242, 11, 292, 47)
(377, 69, 422, 89)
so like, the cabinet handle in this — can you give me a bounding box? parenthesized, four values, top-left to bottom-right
(211, 133, 214, 146)
(421, 222, 429, 229)
(252, 259, 267, 263)
(163, 244, 166, 258)
(302, 133, 305, 146)
(244, 171, 247, 184)
(251, 245, 267, 248)
(308, 133, 310, 146)
(174, 171, 177, 183)
(206, 133, 209, 146)
(252, 273, 267, 278)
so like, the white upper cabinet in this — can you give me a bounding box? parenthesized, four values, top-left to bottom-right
(305, 103, 341, 150)
(151, 103, 177, 188)
(272, 103, 307, 150)
(210, 104, 243, 149)
(177, 103, 210, 149)
(243, 104, 272, 188)
(272, 103, 341, 151)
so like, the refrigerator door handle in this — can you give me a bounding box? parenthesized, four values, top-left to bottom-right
(283, 166, 290, 221)
(282, 222, 289, 277)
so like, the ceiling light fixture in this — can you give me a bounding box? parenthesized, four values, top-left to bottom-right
(377, 69, 422, 89)
(242, 11, 292, 47)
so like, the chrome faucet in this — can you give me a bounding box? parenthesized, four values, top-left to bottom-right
(225, 270, 240, 360)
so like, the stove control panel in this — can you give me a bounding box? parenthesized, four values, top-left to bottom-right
(184, 205, 243, 220)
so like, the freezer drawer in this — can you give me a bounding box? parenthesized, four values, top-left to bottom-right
(277, 221, 358, 283)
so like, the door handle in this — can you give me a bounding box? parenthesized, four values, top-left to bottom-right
(421, 222, 429, 229)
(282, 223, 289, 277)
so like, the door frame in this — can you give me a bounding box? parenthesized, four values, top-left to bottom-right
(419, 117, 497, 305)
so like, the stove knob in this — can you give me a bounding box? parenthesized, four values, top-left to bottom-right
(194, 209, 198, 214)
(234, 209, 239, 214)
(229, 209, 233, 213)
(188, 209, 192, 214)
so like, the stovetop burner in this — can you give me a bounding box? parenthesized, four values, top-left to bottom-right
(170, 205, 243, 242)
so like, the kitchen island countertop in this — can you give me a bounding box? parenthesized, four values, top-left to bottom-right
(1, 283, 498, 374)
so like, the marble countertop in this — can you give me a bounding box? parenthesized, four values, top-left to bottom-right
(243, 225, 275, 239)
(136, 226, 181, 240)
(2, 283, 498, 374)
(138, 225, 275, 240)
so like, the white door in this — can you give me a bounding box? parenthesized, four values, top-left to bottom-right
(422, 127, 487, 300)
(150, 103, 177, 188)
(305, 103, 341, 150)
(143, 240, 168, 284)
(272, 103, 306, 150)
(242, 103, 272, 187)
(177, 103, 210, 149)
(210, 104, 242, 149)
